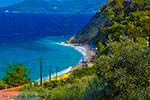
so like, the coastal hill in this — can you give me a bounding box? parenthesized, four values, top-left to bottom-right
(0, 0, 107, 14)
(70, 0, 150, 44)
(0, 0, 53, 13)
(0, 0, 24, 8)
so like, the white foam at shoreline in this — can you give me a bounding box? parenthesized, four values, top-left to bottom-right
(36, 42, 88, 82)
(56, 42, 88, 61)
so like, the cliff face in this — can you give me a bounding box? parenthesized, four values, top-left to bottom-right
(69, 2, 110, 44)
(70, 12, 107, 44)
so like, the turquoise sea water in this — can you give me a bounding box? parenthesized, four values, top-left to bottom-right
(0, 36, 83, 80)
(0, 0, 107, 81)
(0, 13, 92, 80)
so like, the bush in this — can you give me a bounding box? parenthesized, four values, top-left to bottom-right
(51, 75, 96, 100)
(20, 75, 98, 100)
(16, 86, 52, 100)
(71, 67, 96, 79)
(95, 37, 150, 99)
(84, 76, 104, 100)
(41, 67, 96, 89)
(0, 80, 5, 90)
(3, 64, 30, 87)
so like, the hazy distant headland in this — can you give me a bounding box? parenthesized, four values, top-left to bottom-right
(0, 0, 107, 14)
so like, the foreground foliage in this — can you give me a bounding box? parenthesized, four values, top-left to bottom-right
(3, 64, 30, 87)
(0, 80, 5, 89)
(95, 37, 150, 99)
(16, 75, 99, 100)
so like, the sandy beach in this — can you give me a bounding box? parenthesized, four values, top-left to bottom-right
(40, 42, 96, 81)
(54, 42, 95, 78)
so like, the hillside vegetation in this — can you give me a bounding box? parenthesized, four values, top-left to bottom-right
(70, 0, 150, 44)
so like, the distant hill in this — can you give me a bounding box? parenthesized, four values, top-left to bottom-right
(0, 0, 24, 8)
(0, 0, 52, 13)
(0, 0, 107, 14)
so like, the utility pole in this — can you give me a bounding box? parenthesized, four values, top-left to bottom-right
(144, 16, 150, 47)
(147, 25, 150, 48)
(39, 57, 43, 86)
(49, 69, 51, 82)
(56, 67, 58, 80)
(146, 20, 150, 47)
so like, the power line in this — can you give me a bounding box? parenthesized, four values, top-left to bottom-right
(0, 57, 38, 73)
(48, 0, 104, 29)
(0, 0, 104, 51)
(56, 66, 58, 80)
(43, 61, 49, 70)
(39, 57, 43, 86)
(43, 61, 52, 81)
(28, 61, 39, 78)
(22, 58, 38, 65)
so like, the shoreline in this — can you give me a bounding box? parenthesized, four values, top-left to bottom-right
(57, 42, 88, 62)
(40, 42, 95, 81)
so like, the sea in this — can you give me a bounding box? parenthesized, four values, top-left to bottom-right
(0, 13, 93, 80)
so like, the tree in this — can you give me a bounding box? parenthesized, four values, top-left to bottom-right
(133, 0, 144, 5)
(95, 36, 150, 99)
(0, 80, 5, 89)
(140, 16, 150, 47)
(3, 64, 30, 87)
(115, 0, 124, 8)
(106, 8, 115, 21)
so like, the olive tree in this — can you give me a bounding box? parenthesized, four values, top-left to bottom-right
(95, 36, 150, 99)
(3, 64, 30, 87)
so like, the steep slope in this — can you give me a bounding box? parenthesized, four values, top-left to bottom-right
(69, 2, 110, 44)
(70, 0, 150, 44)
(70, 12, 107, 44)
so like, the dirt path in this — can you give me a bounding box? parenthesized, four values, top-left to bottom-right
(0, 86, 22, 100)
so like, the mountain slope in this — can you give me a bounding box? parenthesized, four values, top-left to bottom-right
(69, 12, 107, 44)
(70, 0, 150, 44)
(69, 2, 110, 44)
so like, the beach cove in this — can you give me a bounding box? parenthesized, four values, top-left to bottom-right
(41, 41, 96, 82)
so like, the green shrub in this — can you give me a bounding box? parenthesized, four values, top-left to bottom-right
(3, 64, 30, 87)
(20, 75, 98, 100)
(0, 80, 5, 90)
(71, 67, 96, 79)
(95, 37, 150, 99)
(17, 86, 52, 100)
(84, 76, 103, 100)
(51, 75, 96, 100)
